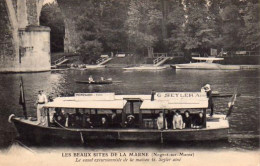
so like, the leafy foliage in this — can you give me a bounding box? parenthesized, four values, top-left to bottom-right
(42, 0, 259, 60)
(40, 2, 65, 52)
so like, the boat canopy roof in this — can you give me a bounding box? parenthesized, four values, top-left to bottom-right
(44, 100, 127, 109)
(140, 100, 208, 110)
(192, 57, 224, 61)
(141, 92, 208, 109)
(43, 92, 208, 110)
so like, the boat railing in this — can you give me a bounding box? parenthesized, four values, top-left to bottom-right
(153, 54, 167, 64)
(96, 57, 109, 64)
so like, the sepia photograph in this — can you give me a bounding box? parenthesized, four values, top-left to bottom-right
(0, 0, 259, 165)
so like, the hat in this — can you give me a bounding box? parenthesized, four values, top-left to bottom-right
(204, 84, 211, 91)
(127, 115, 135, 119)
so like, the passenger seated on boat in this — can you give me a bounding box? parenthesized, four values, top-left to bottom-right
(182, 110, 193, 129)
(157, 111, 168, 130)
(53, 108, 66, 127)
(89, 75, 95, 83)
(193, 112, 204, 128)
(166, 110, 174, 129)
(82, 112, 90, 128)
(109, 110, 121, 128)
(172, 110, 183, 130)
(125, 115, 135, 128)
(85, 117, 93, 128)
(70, 109, 83, 128)
(100, 117, 109, 128)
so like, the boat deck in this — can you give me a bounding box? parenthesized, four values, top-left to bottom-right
(14, 114, 228, 131)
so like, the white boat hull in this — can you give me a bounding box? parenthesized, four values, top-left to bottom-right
(10, 114, 229, 143)
(174, 63, 240, 70)
(123, 65, 167, 70)
(85, 65, 106, 69)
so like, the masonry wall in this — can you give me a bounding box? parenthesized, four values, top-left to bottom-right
(0, 0, 18, 70)
(57, 0, 83, 53)
(18, 26, 51, 72)
(0, 0, 50, 72)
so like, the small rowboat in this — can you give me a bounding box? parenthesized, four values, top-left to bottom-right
(75, 80, 122, 84)
(75, 80, 113, 84)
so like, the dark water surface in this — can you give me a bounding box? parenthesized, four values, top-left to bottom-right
(0, 69, 259, 150)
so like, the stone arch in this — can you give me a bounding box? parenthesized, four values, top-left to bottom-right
(0, 0, 51, 72)
(40, 1, 65, 53)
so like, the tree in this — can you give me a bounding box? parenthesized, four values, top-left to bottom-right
(125, 0, 163, 56)
(40, 2, 65, 52)
(220, 0, 243, 50)
(75, 0, 129, 63)
(167, 0, 222, 55)
(239, 1, 260, 51)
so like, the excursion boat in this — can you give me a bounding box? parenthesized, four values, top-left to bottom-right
(171, 57, 240, 70)
(9, 92, 235, 144)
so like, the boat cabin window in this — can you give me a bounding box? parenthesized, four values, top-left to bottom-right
(47, 107, 124, 129)
(140, 109, 206, 129)
(45, 106, 206, 130)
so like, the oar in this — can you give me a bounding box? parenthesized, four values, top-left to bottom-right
(226, 88, 238, 118)
(112, 81, 122, 83)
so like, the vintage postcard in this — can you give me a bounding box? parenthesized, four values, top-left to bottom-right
(0, 0, 259, 165)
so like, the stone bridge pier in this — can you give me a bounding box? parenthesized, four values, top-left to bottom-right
(0, 0, 50, 72)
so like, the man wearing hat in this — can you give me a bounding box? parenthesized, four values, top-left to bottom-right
(125, 115, 135, 128)
(202, 84, 214, 116)
(36, 90, 48, 125)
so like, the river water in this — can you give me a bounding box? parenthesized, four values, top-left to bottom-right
(0, 68, 259, 150)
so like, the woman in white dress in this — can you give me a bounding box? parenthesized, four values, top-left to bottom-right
(172, 110, 183, 129)
(157, 111, 168, 130)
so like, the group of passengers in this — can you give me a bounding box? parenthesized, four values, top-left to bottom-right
(157, 110, 205, 130)
(52, 109, 131, 129)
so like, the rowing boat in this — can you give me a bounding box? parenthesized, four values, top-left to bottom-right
(75, 80, 113, 84)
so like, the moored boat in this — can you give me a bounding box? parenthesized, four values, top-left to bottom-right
(85, 65, 106, 69)
(9, 91, 236, 144)
(171, 57, 240, 70)
(123, 65, 167, 70)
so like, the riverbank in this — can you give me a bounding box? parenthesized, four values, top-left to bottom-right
(51, 52, 260, 66)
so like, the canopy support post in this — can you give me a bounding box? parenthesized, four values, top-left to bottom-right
(47, 108, 50, 127)
(122, 105, 126, 128)
(130, 101, 134, 115)
(139, 108, 142, 128)
(163, 109, 166, 129)
(160, 132, 164, 143)
(203, 108, 206, 128)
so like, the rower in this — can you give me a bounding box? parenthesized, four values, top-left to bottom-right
(100, 77, 104, 81)
(88, 75, 95, 83)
